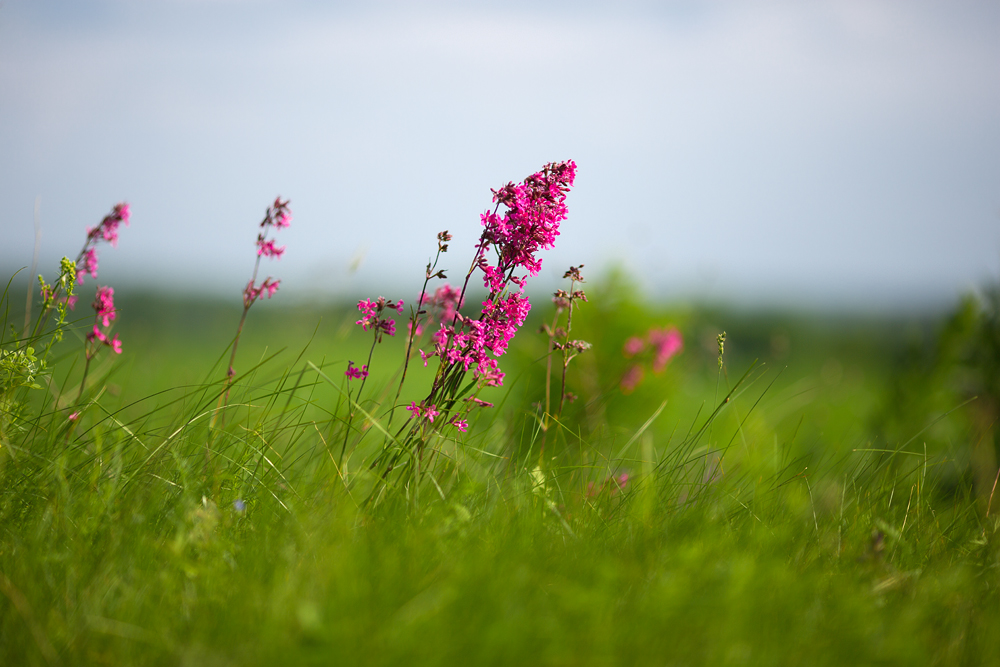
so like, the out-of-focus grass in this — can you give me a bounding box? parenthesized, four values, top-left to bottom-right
(2, 288, 997, 666)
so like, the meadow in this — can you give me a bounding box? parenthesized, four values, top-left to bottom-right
(2, 166, 999, 665)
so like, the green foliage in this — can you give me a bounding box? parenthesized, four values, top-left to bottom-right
(0, 285, 998, 665)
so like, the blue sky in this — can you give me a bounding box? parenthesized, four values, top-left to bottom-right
(2, 0, 998, 309)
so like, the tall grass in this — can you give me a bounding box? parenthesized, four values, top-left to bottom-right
(1, 284, 998, 665)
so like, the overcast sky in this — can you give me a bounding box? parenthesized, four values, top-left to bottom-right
(2, 0, 998, 309)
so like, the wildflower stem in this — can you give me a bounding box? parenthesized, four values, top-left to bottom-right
(76, 353, 92, 402)
(224, 303, 252, 404)
(391, 245, 445, 425)
(557, 276, 578, 418)
(342, 334, 378, 462)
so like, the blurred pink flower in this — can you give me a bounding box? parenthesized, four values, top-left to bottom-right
(619, 364, 644, 394)
(623, 336, 645, 357)
(649, 327, 683, 373)
(256, 239, 286, 258)
(92, 286, 117, 327)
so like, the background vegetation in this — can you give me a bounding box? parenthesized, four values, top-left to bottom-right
(2, 273, 999, 666)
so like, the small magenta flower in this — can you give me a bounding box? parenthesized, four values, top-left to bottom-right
(68, 411, 80, 422)
(256, 239, 286, 258)
(85, 286, 122, 355)
(92, 286, 116, 327)
(406, 402, 423, 419)
(345, 361, 368, 380)
(78, 248, 99, 285)
(86, 202, 130, 248)
(355, 296, 402, 341)
(425, 405, 439, 423)
(452, 418, 468, 432)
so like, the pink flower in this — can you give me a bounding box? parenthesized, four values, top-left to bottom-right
(452, 418, 468, 432)
(88, 202, 130, 248)
(345, 361, 368, 380)
(256, 239, 286, 258)
(77, 248, 99, 285)
(92, 286, 116, 327)
(424, 405, 439, 423)
(418, 349, 434, 367)
(87, 324, 107, 345)
(68, 411, 80, 422)
(116, 202, 131, 226)
(623, 336, 645, 357)
(406, 402, 423, 419)
(648, 327, 683, 373)
(466, 397, 494, 408)
(355, 296, 401, 340)
(109, 334, 123, 354)
(620, 364, 644, 394)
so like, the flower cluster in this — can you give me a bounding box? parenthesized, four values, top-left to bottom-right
(243, 277, 280, 308)
(75, 203, 130, 290)
(404, 401, 468, 431)
(413, 283, 464, 339)
(428, 160, 577, 387)
(480, 160, 577, 282)
(85, 202, 131, 250)
(356, 297, 403, 341)
(406, 401, 439, 422)
(620, 326, 683, 393)
(37, 202, 130, 314)
(85, 286, 122, 355)
(345, 361, 368, 380)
